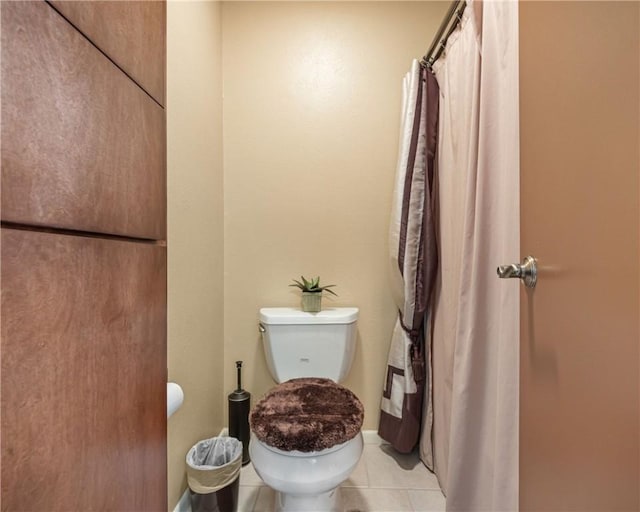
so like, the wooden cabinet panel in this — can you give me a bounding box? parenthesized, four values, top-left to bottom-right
(51, 0, 166, 105)
(1, 228, 167, 511)
(1, 1, 166, 240)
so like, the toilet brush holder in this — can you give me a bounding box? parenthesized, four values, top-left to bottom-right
(228, 361, 251, 465)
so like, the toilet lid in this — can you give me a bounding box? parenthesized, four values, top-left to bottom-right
(249, 377, 364, 453)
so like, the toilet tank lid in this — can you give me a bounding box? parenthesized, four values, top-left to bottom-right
(260, 307, 358, 325)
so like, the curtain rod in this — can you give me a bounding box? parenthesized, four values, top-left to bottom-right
(421, 0, 466, 69)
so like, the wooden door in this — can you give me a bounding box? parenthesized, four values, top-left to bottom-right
(1, 1, 166, 240)
(519, 2, 639, 510)
(1, 1, 167, 509)
(49, 1, 166, 106)
(1, 229, 167, 511)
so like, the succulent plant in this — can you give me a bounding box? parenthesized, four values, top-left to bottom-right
(290, 276, 338, 296)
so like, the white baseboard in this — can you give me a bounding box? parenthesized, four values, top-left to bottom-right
(172, 489, 191, 512)
(362, 429, 389, 445)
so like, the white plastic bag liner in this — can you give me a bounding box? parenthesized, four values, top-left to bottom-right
(186, 437, 242, 494)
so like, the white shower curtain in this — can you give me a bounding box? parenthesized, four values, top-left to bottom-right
(421, 1, 520, 510)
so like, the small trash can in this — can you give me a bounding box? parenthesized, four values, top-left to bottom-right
(186, 436, 242, 512)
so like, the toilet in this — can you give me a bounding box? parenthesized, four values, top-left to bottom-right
(249, 307, 363, 512)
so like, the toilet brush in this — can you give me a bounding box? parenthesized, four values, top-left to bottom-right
(228, 360, 251, 466)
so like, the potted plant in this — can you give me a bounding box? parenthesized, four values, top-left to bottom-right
(290, 276, 337, 313)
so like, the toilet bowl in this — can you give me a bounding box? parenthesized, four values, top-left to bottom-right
(250, 432, 363, 511)
(250, 308, 363, 511)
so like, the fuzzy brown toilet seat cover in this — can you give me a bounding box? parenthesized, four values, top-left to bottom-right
(249, 377, 364, 453)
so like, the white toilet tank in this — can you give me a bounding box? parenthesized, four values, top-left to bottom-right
(259, 307, 358, 383)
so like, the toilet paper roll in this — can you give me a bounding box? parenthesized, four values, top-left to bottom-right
(167, 382, 184, 418)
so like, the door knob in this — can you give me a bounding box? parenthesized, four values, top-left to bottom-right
(497, 255, 537, 288)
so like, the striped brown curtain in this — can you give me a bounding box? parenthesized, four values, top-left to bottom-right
(379, 59, 439, 455)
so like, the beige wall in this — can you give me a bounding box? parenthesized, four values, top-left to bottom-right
(222, 1, 448, 429)
(167, 1, 224, 508)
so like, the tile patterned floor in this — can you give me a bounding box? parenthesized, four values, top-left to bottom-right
(238, 441, 446, 512)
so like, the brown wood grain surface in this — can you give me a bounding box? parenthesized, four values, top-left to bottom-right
(1, 228, 167, 512)
(1, 1, 166, 240)
(50, 0, 166, 106)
